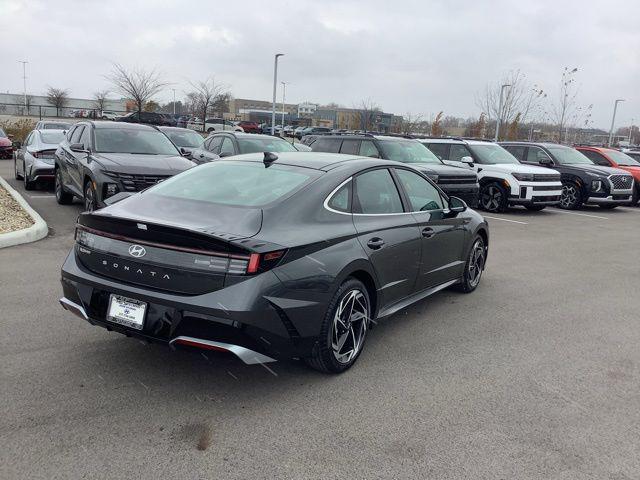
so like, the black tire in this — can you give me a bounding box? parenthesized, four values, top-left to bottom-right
(454, 235, 487, 293)
(559, 181, 582, 210)
(55, 168, 73, 205)
(23, 162, 35, 190)
(479, 182, 508, 213)
(525, 205, 545, 211)
(305, 278, 371, 374)
(630, 186, 639, 206)
(83, 179, 97, 212)
(14, 158, 22, 180)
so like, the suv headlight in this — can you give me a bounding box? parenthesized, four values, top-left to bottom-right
(512, 173, 534, 181)
(591, 180, 604, 192)
(104, 183, 119, 198)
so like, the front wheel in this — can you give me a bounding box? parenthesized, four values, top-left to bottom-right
(55, 168, 74, 204)
(14, 158, 22, 180)
(306, 279, 370, 373)
(630, 186, 639, 206)
(83, 180, 97, 212)
(479, 182, 508, 213)
(23, 162, 35, 190)
(455, 236, 487, 293)
(559, 182, 582, 210)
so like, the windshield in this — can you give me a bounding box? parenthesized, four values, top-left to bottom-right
(42, 122, 71, 130)
(94, 128, 180, 155)
(40, 131, 66, 144)
(163, 130, 203, 148)
(607, 149, 640, 167)
(148, 161, 318, 207)
(469, 144, 520, 164)
(548, 147, 593, 165)
(238, 137, 297, 154)
(377, 140, 442, 164)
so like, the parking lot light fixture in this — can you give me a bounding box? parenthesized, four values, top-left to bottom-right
(608, 99, 624, 147)
(271, 54, 284, 135)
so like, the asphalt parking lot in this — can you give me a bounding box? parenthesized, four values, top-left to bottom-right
(1, 160, 639, 480)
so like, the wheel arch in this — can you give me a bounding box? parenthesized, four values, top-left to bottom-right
(335, 260, 380, 318)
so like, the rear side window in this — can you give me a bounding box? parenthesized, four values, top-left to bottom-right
(312, 137, 341, 153)
(449, 144, 472, 162)
(206, 136, 223, 153)
(354, 169, 403, 214)
(426, 143, 448, 160)
(340, 139, 361, 155)
(580, 150, 610, 166)
(359, 141, 380, 158)
(327, 181, 351, 213)
(149, 161, 319, 207)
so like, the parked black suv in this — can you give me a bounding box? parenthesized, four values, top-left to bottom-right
(117, 111, 170, 126)
(54, 121, 195, 211)
(309, 134, 480, 207)
(501, 142, 634, 209)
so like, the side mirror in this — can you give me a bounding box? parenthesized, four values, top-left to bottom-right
(219, 151, 233, 158)
(460, 156, 474, 166)
(180, 147, 191, 157)
(448, 196, 467, 213)
(538, 157, 552, 166)
(70, 143, 87, 153)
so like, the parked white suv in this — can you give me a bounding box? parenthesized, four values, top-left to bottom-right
(420, 138, 563, 212)
(187, 118, 243, 134)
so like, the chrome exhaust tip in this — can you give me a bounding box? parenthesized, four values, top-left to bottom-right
(59, 297, 89, 321)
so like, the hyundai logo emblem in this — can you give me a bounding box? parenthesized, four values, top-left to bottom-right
(128, 245, 147, 258)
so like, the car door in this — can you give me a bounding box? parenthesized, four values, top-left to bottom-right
(524, 146, 554, 167)
(65, 125, 87, 194)
(393, 167, 467, 289)
(351, 168, 422, 308)
(219, 136, 236, 157)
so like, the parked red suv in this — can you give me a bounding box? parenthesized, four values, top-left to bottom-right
(575, 146, 640, 205)
(237, 121, 261, 133)
(0, 127, 14, 159)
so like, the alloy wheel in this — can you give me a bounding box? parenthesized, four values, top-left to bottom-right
(467, 239, 486, 288)
(560, 185, 578, 208)
(84, 183, 95, 212)
(55, 170, 62, 200)
(481, 186, 502, 211)
(331, 289, 369, 364)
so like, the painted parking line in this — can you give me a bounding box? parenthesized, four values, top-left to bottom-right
(548, 209, 608, 220)
(483, 215, 528, 225)
(27, 194, 56, 199)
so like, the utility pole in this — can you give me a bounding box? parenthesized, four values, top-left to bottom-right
(280, 81, 287, 134)
(271, 54, 284, 135)
(629, 119, 634, 145)
(171, 89, 176, 115)
(608, 99, 624, 147)
(494, 84, 510, 142)
(19, 60, 28, 112)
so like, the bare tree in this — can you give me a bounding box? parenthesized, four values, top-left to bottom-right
(354, 98, 380, 132)
(401, 112, 423, 135)
(549, 67, 579, 143)
(188, 77, 229, 132)
(107, 63, 167, 115)
(93, 90, 110, 113)
(476, 70, 546, 138)
(431, 111, 444, 137)
(45, 87, 69, 117)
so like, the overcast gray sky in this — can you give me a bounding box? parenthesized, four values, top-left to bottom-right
(1, 0, 638, 128)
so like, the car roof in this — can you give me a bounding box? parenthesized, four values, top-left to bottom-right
(500, 141, 569, 149)
(157, 126, 197, 132)
(90, 121, 157, 130)
(209, 132, 287, 140)
(226, 151, 400, 171)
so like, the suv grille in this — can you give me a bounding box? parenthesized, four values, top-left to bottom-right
(437, 175, 476, 185)
(104, 172, 171, 192)
(532, 174, 561, 182)
(609, 174, 633, 191)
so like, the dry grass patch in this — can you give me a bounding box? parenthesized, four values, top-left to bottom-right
(0, 184, 33, 234)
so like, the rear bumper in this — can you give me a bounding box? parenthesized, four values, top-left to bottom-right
(60, 249, 323, 362)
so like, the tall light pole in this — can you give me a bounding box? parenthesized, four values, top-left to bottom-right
(628, 119, 634, 145)
(271, 53, 284, 135)
(171, 89, 176, 115)
(19, 60, 28, 111)
(608, 99, 624, 147)
(494, 84, 511, 141)
(280, 81, 288, 134)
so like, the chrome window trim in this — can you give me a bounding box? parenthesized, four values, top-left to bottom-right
(323, 176, 450, 217)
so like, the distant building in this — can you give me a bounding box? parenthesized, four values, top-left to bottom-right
(0, 92, 127, 117)
(228, 98, 298, 124)
(297, 102, 318, 117)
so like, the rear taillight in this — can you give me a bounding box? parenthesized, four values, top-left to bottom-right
(246, 250, 286, 274)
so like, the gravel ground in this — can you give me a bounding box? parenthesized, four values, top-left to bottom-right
(0, 183, 33, 234)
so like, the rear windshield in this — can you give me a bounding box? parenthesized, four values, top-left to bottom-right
(94, 128, 180, 155)
(40, 131, 66, 144)
(377, 139, 442, 165)
(148, 161, 319, 207)
(42, 122, 71, 130)
(239, 137, 297, 154)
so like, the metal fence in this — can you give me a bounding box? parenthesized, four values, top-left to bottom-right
(0, 103, 129, 120)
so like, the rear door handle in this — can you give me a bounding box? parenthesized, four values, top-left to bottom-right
(422, 227, 435, 238)
(367, 238, 385, 250)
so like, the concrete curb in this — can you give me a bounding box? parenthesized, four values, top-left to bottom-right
(0, 175, 48, 248)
